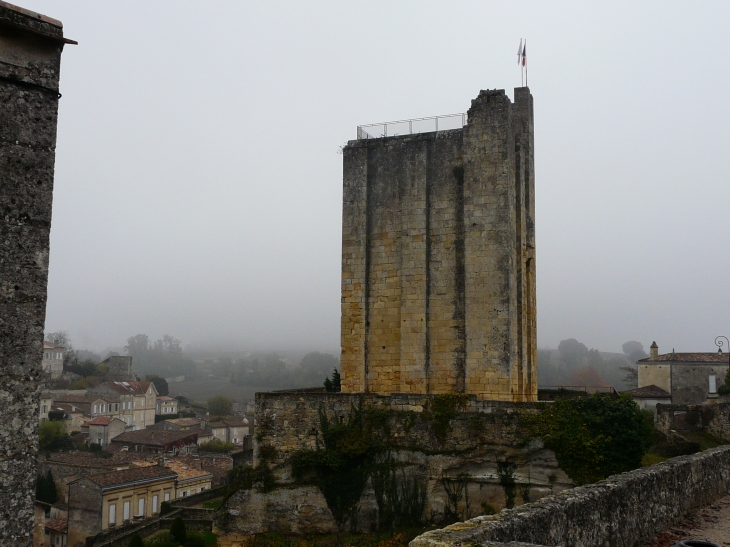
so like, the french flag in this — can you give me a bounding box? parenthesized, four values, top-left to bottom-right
(517, 38, 527, 66)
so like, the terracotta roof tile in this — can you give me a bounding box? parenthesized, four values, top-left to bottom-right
(626, 385, 672, 398)
(85, 465, 177, 488)
(111, 429, 198, 447)
(101, 381, 152, 395)
(639, 352, 730, 363)
(45, 518, 67, 533)
(167, 418, 200, 427)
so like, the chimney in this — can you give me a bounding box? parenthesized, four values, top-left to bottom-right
(650, 341, 658, 360)
(158, 457, 165, 467)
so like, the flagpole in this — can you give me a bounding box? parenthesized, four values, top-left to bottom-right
(525, 40, 527, 86)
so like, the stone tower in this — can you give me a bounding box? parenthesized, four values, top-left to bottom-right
(340, 87, 536, 402)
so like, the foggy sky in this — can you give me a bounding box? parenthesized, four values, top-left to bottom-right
(25, 0, 730, 355)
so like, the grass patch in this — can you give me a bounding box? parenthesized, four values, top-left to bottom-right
(203, 499, 223, 510)
(679, 430, 728, 451)
(201, 531, 218, 547)
(641, 451, 668, 467)
(246, 528, 433, 547)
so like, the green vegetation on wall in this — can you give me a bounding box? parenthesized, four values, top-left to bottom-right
(526, 393, 653, 485)
(291, 404, 380, 531)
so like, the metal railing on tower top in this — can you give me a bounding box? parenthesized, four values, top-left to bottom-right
(357, 112, 467, 140)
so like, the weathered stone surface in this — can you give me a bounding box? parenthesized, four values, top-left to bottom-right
(655, 401, 730, 440)
(218, 392, 571, 535)
(222, 486, 338, 536)
(0, 3, 71, 545)
(340, 88, 536, 402)
(410, 446, 730, 547)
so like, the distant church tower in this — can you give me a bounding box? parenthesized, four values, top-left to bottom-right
(340, 87, 536, 401)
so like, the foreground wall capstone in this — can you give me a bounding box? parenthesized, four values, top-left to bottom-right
(0, 3, 73, 546)
(410, 445, 730, 547)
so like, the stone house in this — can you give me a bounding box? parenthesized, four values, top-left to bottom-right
(110, 429, 199, 454)
(87, 417, 127, 447)
(50, 403, 87, 433)
(53, 394, 92, 417)
(67, 465, 176, 546)
(637, 342, 730, 405)
(42, 341, 65, 378)
(156, 396, 178, 415)
(208, 418, 249, 444)
(98, 355, 135, 381)
(88, 381, 157, 430)
(44, 517, 67, 547)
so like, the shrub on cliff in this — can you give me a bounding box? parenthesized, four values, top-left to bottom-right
(527, 393, 653, 485)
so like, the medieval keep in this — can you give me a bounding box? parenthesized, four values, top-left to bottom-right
(340, 88, 536, 401)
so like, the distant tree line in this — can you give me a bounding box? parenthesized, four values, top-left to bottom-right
(125, 334, 196, 379)
(537, 339, 648, 391)
(228, 351, 339, 389)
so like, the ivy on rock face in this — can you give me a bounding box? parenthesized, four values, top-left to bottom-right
(292, 402, 382, 531)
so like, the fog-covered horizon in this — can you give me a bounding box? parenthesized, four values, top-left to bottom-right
(27, 1, 730, 356)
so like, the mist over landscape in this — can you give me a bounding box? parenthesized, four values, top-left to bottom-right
(26, 1, 730, 370)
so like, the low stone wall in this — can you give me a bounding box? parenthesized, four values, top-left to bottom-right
(410, 445, 730, 547)
(168, 486, 225, 508)
(655, 402, 730, 439)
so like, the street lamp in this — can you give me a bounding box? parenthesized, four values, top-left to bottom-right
(716, 336, 730, 355)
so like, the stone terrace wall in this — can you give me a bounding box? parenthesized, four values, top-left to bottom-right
(655, 402, 730, 439)
(232, 390, 572, 535)
(0, 4, 72, 546)
(410, 446, 730, 547)
(255, 391, 546, 472)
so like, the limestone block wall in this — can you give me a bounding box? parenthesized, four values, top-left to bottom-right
(341, 88, 536, 401)
(0, 4, 72, 545)
(410, 446, 730, 547)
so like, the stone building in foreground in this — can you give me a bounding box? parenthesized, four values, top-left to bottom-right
(340, 88, 536, 401)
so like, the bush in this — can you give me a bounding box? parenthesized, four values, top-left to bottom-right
(159, 501, 172, 516)
(170, 516, 186, 544)
(183, 531, 206, 547)
(198, 440, 235, 453)
(527, 393, 653, 485)
(39, 421, 74, 453)
(207, 396, 232, 417)
(127, 534, 144, 547)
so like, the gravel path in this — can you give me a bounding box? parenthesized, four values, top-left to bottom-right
(645, 495, 730, 547)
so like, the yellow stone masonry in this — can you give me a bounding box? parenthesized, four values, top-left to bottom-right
(340, 88, 536, 401)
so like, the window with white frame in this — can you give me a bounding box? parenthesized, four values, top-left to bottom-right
(138, 498, 145, 517)
(123, 501, 130, 521)
(152, 495, 158, 513)
(109, 504, 116, 525)
(164, 492, 170, 502)
(709, 374, 717, 394)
